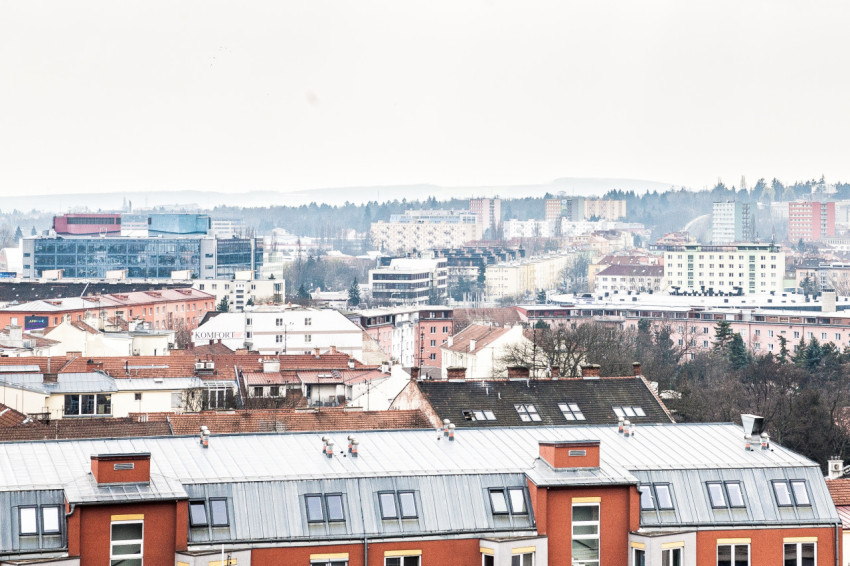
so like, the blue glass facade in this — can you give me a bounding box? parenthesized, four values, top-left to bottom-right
(148, 214, 211, 235)
(33, 238, 203, 278)
(215, 238, 263, 278)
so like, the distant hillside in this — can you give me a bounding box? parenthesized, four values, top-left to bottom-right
(0, 177, 675, 213)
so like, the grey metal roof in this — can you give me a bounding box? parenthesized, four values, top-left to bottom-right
(0, 423, 838, 535)
(0, 373, 219, 394)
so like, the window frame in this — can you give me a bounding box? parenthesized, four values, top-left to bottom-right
(378, 491, 398, 519)
(507, 487, 527, 514)
(398, 491, 418, 519)
(19, 506, 38, 536)
(489, 488, 509, 515)
(514, 403, 541, 422)
(41, 505, 61, 535)
(717, 542, 749, 566)
(325, 493, 345, 523)
(558, 402, 586, 421)
(110, 519, 144, 566)
(511, 552, 534, 566)
(789, 479, 811, 506)
(771, 480, 795, 507)
(209, 498, 229, 527)
(783, 541, 816, 566)
(189, 500, 208, 527)
(661, 546, 682, 566)
(305, 493, 325, 523)
(706, 482, 727, 509)
(571, 503, 600, 566)
(384, 557, 420, 566)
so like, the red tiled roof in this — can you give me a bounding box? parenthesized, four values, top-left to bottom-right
(443, 324, 513, 354)
(827, 478, 850, 506)
(0, 403, 28, 427)
(453, 308, 523, 329)
(166, 409, 431, 435)
(244, 372, 299, 386)
(186, 342, 235, 356)
(0, 416, 172, 442)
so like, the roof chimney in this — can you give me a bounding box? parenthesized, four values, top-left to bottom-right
(329, 345, 338, 354)
(91, 453, 151, 484)
(633, 362, 642, 377)
(469, 339, 476, 352)
(581, 364, 601, 379)
(348, 359, 355, 370)
(507, 366, 530, 379)
(539, 440, 600, 469)
(448, 336, 453, 347)
(550, 366, 560, 379)
(446, 367, 466, 380)
(829, 457, 845, 479)
(409, 366, 420, 380)
(314, 347, 321, 358)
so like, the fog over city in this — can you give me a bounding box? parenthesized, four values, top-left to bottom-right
(2, 0, 850, 199)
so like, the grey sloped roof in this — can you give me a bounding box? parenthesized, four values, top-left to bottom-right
(416, 377, 673, 427)
(0, 423, 838, 532)
(184, 474, 535, 544)
(0, 371, 116, 394)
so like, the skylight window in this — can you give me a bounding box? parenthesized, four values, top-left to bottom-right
(210, 498, 229, 527)
(379, 491, 418, 519)
(399, 492, 417, 518)
(772, 480, 808, 507)
(707, 481, 747, 509)
(326, 494, 345, 522)
(463, 410, 497, 421)
(488, 487, 527, 515)
(790, 480, 811, 506)
(613, 406, 646, 418)
(305, 494, 345, 524)
(558, 402, 586, 421)
(707, 483, 726, 508)
(189, 501, 208, 527)
(641, 483, 675, 511)
(306, 494, 325, 522)
(514, 404, 541, 422)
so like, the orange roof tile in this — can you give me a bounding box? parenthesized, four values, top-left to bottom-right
(827, 478, 850, 506)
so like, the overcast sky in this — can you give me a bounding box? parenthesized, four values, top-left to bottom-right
(2, 0, 849, 197)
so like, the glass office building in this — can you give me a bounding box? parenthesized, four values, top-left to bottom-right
(22, 236, 261, 280)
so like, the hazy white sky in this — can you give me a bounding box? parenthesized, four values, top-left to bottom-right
(2, 0, 849, 197)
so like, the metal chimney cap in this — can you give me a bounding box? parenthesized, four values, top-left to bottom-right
(741, 414, 764, 436)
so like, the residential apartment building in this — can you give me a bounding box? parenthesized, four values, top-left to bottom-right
(369, 257, 448, 306)
(0, 420, 838, 565)
(594, 264, 664, 294)
(0, 288, 215, 332)
(789, 201, 836, 242)
(468, 198, 501, 235)
(662, 243, 784, 295)
(355, 306, 453, 368)
(546, 198, 626, 222)
(192, 308, 365, 360)
(370, 210, 482, 253)
(486, 254, 572, 300)
(439, 324, 533, 379)
(502, 219, 558, 239)
(584, 198, 626, 220)
(192, 271, 283, 311)
(712, 201, 753, 244)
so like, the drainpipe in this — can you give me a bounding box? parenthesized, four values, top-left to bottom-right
(835, 522, 840, 566)
(364, 535, 369, 566)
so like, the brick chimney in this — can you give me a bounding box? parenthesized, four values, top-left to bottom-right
(328, 345, 338, 354)
(409, 366, 420, 380)
(91, 453, 151, 484)
(633, 362, 642, 377)
(446, 367, 466, 379)
(581, 364, 601, 379)
(550, 366, 560, 379)
(539, 440, 600, 469)
(507, 366, 530, 378)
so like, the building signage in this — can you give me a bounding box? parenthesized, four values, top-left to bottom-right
(193, 331, 243, 340)
(0, 271, 16, 279)
(24, 316, 49, 330)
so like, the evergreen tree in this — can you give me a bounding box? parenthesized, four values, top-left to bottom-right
(13, 226, 22, 241)
(348, 278, 361, 306)
(713, 320, 734, 351)
(793, 337, 807, 366)
(727, 333, 750, 369)
(804, 337, 823, 371)
(777, 335, 789, 363)
(297, 284, 310, 300)
(217, 296, 229, 312)
(536, 290, 547, 304)
(30, 226, 37, 236)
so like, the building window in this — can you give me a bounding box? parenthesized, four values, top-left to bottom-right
(276, 334, 283, 343)
(572, 503, 600, 566)
(488, 487, 527, 515)
(304, 334, 312, 343)
(707, 481, 746, 509)
(269, 386, 280, 397)
(514, 404, 541, 422)
(253, 386, 263, 397)
(429, 353, 436, 360)
(275, 318, 283, 326)
(312, 560, 348, 566)
(305, 317, 312, 326)
(773, 480, 810, 507)
(511, 553, 533, 566)
(783, 542, 815, 566)
(717, 543, 749, 566)
(430, 326, 436, 333)
(189, 501, 208, 526)
(64, 393, 112, 416)
(558, 402, 586, 421)
(134, 393, 142, 401)
(442, 326, 449, 332)
(111, 520, 144, 566)
(379, 491, 417, 519)
(660, 546, 682, 566)
(210, 498, 229, 527)
(612, 406, 646, 418)
(430, 340, 436, 347)
(19, 507, 38, 535)
(305, 494, 325, 522)
(385, 557, 420, 566)
(633, 548, 645, 566)
(640, 483, 675, 510)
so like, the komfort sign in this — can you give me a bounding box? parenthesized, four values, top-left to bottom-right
(193, 331, 244, 340)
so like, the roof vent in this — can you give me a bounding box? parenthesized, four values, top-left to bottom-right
(347, 435, 359, 457)
(322, 436, 334, 458)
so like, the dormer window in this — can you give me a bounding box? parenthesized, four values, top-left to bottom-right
(707, 481, 746, 509)
(773, 480, 811, 507)
(463, 410, 497, 421)
(488, 487, 527, 515)
(640, 483, 675, 510)
(613, 406, 646, 418)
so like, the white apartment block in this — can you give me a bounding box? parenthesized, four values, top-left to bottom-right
(191, 308, 364, 360)
(594, 265, 665, 294)
(486, 254, 572, 300)
(502, 219, 558, 239)
(662, 244, 784, 295)
(712, 201, 752, 244)
(369, 257, 448, 306)
(370, 210, 483, 253)
(192, 271, 283, 311)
